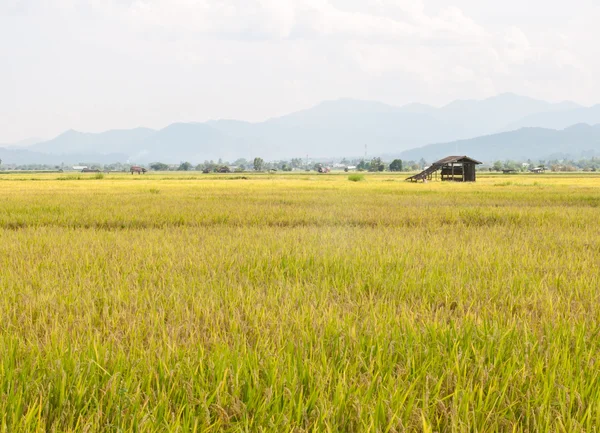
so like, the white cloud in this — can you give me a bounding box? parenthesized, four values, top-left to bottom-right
(1, 0, 599, 142)
(503, 26, 531, 65)
(124, 0, 488, 44)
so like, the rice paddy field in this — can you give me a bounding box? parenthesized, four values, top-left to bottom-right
(1, 171, 600, 432)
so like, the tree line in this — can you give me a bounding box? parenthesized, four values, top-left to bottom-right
(150, 157, 411, 173)
(4, 156, 600, 173)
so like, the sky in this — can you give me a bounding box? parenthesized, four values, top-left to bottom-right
(1, 0, 599, 143)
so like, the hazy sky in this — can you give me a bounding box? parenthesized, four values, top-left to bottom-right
(2, 0, 599, 142)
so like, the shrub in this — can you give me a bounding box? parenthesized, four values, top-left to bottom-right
(348, 174, 365, 182)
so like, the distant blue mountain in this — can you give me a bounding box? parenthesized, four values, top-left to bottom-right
(399, 124, 600, 162)
(4, 93, 600, 164)
(28, 127, 156, 154)
(0, 147, 127, 165)
(504, 105, 600, 131)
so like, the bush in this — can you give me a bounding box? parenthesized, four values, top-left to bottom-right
(150, 162, 169, 171)
(348, 174, 365, 182)
(389, 159, 403, 172)
(94, 173, 104, 180)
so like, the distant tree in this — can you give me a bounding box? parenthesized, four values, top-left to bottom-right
(492, 161, 503, 171)
(389, 159, 403, 172)
(403, 160, 417, 171)
(200, 161, 218, 172)
(418, 158, 427, 169)
(369, 157, 384, 172)
(150, 162, 169, 171)
(504, 160, 519, 171)
(357, 160, 368, 171)
(253, 157, 265, 171)
(291, 158, 303, 169)
(178, 161, 193, 171)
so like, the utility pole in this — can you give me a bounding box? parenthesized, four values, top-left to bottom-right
(364, 144, 368, 161)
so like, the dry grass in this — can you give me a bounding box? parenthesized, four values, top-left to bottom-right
(1, 172, 600, 432)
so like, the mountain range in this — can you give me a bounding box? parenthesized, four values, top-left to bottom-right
(398, 124, 600, 162)
(3, 93, 600, 165)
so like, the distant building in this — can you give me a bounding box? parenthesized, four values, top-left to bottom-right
(72, 165, 88, 171)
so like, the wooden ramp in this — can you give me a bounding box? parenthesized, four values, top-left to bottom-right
(405, 164, 441, 182)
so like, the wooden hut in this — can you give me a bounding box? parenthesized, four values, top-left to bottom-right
(406, 156, 482, 182)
